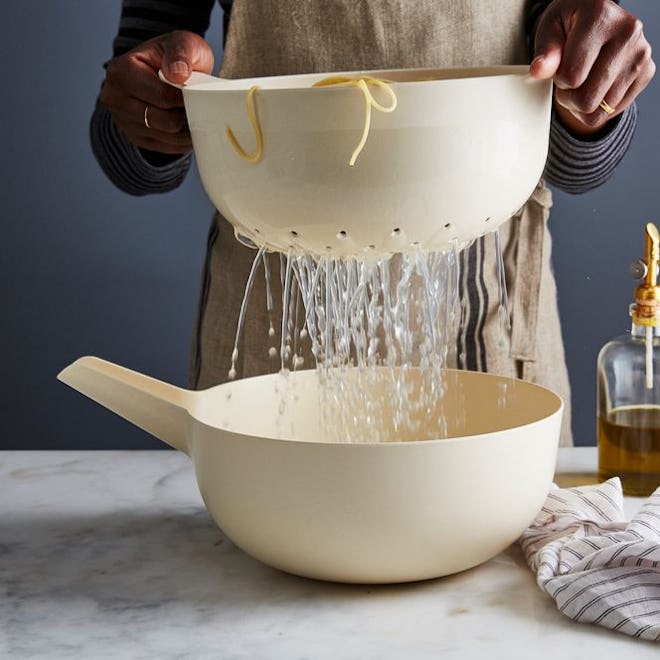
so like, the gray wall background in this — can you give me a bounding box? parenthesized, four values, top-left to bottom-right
(1, 1, 659, 450)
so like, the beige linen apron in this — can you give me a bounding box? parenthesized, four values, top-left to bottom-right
(191, 0, 573, 445)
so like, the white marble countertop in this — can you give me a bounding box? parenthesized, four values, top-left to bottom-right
(0, 447, 655, 659)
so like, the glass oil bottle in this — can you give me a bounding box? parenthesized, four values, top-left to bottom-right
(597, 222, 660, 496)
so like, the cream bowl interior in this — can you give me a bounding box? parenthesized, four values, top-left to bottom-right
(59, 358, 562, 584)
(181, 65, 552, 256)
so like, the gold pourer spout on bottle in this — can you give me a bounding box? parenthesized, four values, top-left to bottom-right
(630, 222, 660, 389)
(631, 222, 660, 327)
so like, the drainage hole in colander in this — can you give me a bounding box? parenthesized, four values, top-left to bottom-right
(337, 230, 348, 240)
(290, 230, 298, 237)
(391, 227, 401, 236)
(485, 217, 491, 223)
(444, 223, 451, 229)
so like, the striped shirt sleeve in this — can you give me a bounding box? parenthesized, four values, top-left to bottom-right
(90, 100, 193, 196)
(545, 104, 638, 194)
(90, 0, 218, 196)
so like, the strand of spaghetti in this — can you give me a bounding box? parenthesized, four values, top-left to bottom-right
(313, 76, 398, 165)
(226, 85, 263, 163)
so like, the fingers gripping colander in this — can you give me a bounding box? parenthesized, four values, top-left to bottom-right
(168, 66, 552, 257)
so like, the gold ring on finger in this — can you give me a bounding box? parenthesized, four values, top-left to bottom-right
(144, 104, 152, 129)
(599, 99, 615, 115)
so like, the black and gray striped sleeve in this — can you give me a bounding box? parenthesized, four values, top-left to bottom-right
(90, 0, 220, 196)
(545, 104, 637, 194)
(526, 0, 638, 195)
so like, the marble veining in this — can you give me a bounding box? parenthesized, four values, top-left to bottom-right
(0, 449, 654, 659)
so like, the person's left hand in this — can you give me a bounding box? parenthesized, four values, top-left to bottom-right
(530, 0, 655, 137)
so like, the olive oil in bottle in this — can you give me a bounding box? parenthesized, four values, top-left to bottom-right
(598, 406, 660, 497)
(597, 222, 660, 496)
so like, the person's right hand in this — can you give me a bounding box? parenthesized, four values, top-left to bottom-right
(100, 30, 214, 155)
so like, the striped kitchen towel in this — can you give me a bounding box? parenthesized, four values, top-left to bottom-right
(519, 479, 660, 641)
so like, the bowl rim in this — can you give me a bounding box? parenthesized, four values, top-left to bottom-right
(191, 367, 564, 447)
(183, 64, 535, 94)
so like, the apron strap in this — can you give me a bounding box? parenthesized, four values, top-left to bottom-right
(509, 182, 553, 363)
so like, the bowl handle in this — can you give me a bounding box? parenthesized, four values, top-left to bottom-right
(58, 356, 194, 454)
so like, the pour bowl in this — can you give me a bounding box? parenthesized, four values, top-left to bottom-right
(174, 65, 552, 256)
(59, 357, 562, 584)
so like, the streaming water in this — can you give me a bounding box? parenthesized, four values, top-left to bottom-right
(262, 251, 278, 360)
(229, 230, 512, 443)
(229, 246, 267, 380)
(258, 250, 458, 441)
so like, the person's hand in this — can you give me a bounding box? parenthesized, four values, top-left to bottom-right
(100, 30, 214, 154)
(529, 0, 655, 137)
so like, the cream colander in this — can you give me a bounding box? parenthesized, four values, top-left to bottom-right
(165, 66, 551, 257)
